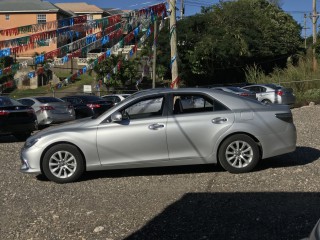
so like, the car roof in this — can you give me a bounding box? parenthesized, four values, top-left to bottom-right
(244, 84, 281, 89)
(62, 95, 102, 99)
(131, 87, 218, 97)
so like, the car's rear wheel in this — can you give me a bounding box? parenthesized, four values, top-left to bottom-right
(218, 134, 260, 173)
(42, 144, 85, 183)
(261, 99, 272, 104)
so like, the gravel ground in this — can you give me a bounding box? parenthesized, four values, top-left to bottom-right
(0, 105, 320, 240)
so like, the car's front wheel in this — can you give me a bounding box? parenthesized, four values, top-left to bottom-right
(218, 134, 260, 173)
(42, 144, 85, 183)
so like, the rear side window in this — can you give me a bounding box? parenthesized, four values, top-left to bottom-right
(172, 94, 228, 115)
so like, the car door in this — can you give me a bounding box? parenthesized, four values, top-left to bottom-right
(166, 93, 235, 164)
(96, 94, 169, 166)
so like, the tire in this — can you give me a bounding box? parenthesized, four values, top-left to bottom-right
(42, 144, 85, 183)
(261, 99, 272, 104)
(218, 134, 260, 173)
(14, 132, 31, 141)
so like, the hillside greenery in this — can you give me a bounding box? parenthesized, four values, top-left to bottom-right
(6, 0, 320, 105)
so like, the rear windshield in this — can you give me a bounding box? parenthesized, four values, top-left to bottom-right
(226, 87, 249, 92)
(35, 97, 63, 103)
(264, 84, 281, 90)
(0, 97, 23, 106)
(79, 95, 104, 101)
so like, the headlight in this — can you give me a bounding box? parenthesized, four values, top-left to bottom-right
(24, 138, 40, 148)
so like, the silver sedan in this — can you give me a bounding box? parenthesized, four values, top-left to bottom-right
(20, 88, 297, 183)
(17, 96, 75, 126)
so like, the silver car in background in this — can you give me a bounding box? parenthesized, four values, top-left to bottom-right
(17, 96, 75, 127)
(242, 84, 296, 105)
(20, 88, 296, 183)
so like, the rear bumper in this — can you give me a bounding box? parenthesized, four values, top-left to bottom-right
(38, 112, 75, 125)
(260, 123, 297, 159)
(0, 121, 37, 134)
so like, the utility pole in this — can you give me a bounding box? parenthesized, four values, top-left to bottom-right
(311, 0, 318, 71)
(169, 0, 179, 89)
(180, 0, 184, 20)
(152, 19, 158, 88)
(303, 13, 310, 50)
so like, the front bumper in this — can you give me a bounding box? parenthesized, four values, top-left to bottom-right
(20, 147, 42, 174)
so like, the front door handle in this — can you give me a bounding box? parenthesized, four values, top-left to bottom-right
(212, 117, 227, 124)
(148, 123, 165, 130)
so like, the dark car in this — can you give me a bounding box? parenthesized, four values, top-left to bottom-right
(61, 95, 114, 119)
(0, 96, 37, 140)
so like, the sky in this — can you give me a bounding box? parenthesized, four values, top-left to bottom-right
(49, 0, 315, 36)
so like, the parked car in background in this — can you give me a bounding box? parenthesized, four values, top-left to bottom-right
(242, 84, 295, 105)
(212, 86, 257, 100)
(101, 94, 131, 105)
(21, 88, 296, 183)
(17, 96, 75, 127)
(61, 95, 114, 119)
(0, 96, 37, 140)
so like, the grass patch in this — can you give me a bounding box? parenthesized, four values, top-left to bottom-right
(10, 73, 96, 99)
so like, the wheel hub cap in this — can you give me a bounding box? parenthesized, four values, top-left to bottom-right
(225, 140, 253, 168)
(49, 151, 77, 179)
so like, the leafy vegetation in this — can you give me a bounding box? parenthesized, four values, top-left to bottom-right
(5, 0, 320, 105)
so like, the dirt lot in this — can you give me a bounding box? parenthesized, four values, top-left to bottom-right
(0, 105, 319, 240)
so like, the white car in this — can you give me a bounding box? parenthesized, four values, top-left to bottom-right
(101, 94, 131, 105)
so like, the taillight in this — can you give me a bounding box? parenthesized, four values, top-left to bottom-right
(276, 90, 283, 96)
(0, 110, 9, 116)
(275, 113, 293, 123)
(240, 93, 249, 96)
(40, 106, 55, 111)
(27, 107, 35, 115)
(87, 104, 101, 109)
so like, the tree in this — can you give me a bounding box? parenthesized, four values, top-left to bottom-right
(156, 0, 302, 86)
(91, 55, 141, 90)
(0, 56, 15, 92)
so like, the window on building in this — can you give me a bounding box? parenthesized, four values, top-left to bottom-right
(37, 14, 46, 24)
(5, 14, 10, 20)
(87, 14, 93, 20)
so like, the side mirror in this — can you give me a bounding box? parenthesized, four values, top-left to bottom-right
(110, 111, 123, 122)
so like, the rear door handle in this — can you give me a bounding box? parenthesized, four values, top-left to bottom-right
(212, 117, 227, 124)
(148, 123, 165, 130)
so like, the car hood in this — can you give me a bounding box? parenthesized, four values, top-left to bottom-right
(31, 117, 95, 139)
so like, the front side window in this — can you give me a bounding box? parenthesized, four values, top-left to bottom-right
(122, 96, 164, 120)
(37, 14, 46, 24)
